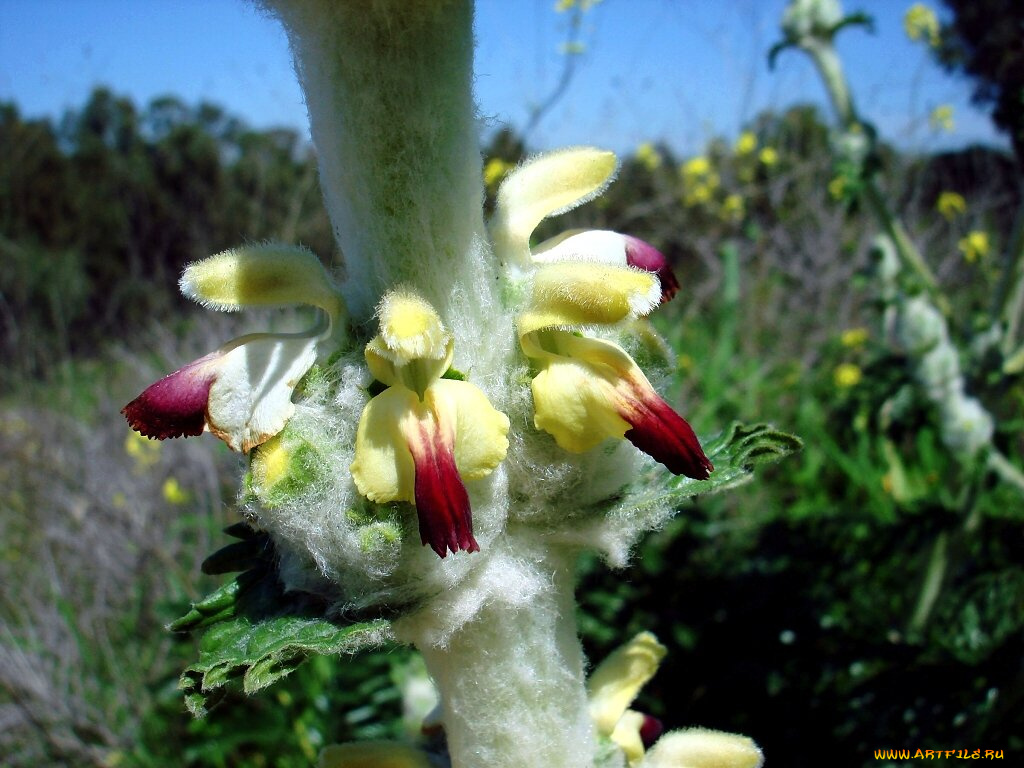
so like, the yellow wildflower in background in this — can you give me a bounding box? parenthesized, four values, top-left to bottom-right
(929, 104, 954, 132)
(936, 191, 966, 220)
(635, 142, 663, 171)
(681, 156, 712, 179)
(758, 147, 779, 167)
(162, 477, 189, 505)
(735, 131, 758, 156)
(484, 157, 512, 188)
(833, 363, 863, 389)
(720, 194, 745, 224)
(840, 327, 869, 348)
(680, 156, 719, 207)
(958, 230, 989, 263)
(828, 176, 847, 201)
(904, 3, 940, 47)
(124, 430, 161, 472)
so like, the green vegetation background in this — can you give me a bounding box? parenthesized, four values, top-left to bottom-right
(1, 84, 1021, 767)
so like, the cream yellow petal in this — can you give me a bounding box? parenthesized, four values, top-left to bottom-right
(428, 379, 510, 480)
(319, 741, 433, 768)
(531, 356, 631, 453)
(491, 147, 618, 260)
(525, 261, 660, 333)
(587, 632, 667, 735)
(375, 290, 451, 363)
(350, 387, 420, 504)
(611, 709, 647, 766)
(181, 243, 342, 317)
(641, 728, 763, 768)
(205, 332, 320, 452)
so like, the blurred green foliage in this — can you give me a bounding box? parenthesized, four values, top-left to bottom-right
(1, 86, 1021, 767)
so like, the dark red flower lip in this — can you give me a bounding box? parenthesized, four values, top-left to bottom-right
(121, 352, 221, 441)
(624, 235, 680, 303)
(410, 423, 480, 558)
(620, 383, 713, 480)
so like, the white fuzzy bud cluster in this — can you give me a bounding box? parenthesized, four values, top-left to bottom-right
(896, 296, 994, 458)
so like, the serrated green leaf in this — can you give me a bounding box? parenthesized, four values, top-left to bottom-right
(181, 616, 392, 716)
(620, 421, 802, 515)
(173, 524, 395, 717)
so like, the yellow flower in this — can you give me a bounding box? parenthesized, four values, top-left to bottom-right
(904, 3, 940, 47)
(124, 430, 161, 472)
(588, 632, 667, 765)
(840, 327, 869, 348)
(680, 155, 713, 181)
(491, 148, 712, 479)
(587, 633, 764, 768)
(930, 104, 954, 132)
(958, 230, 989, 263)
(828, 176, 847, 201)
(350, 290, 509, 557)
(483, 157, 511, 188)
(833, 363, 863, 389)
(735, 131, 758, 156)
(635, 142, 663, 171)
(936, 191, 966, 220)
(720, 193, 745, 224)
(758, 147, 779, 167)
(162, 477, 189, 505)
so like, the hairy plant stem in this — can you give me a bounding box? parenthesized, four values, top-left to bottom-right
(403, 542, 597, 768)
(260, 3, 598, 764)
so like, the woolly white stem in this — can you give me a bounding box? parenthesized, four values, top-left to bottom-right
(263, 0, 495, 325)
(408, 543, 598, 768)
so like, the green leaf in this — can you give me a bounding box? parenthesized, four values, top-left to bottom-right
(172, 525, 394, 717)
(622, 421, 802, 515)
(180, 614, 393, 717)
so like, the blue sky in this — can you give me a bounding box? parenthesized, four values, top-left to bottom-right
(0, 0, 1008, 156)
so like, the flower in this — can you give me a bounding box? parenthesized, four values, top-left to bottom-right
(904, 3, 940, 47)
(958, 230, 989, 263)
(720, 193, 745, 224)
(161, 477, 189, 505)
(833, 362, 863, 389)
(935, 191, 966, 220)
(827, 175, 847, 201)
(587, 632, 764, 768)
(735, 131, 758, 156)
(840, 327, 869, 348)
(636, 142, 663, 172)
(588, 632, 667, 765)
(929, 104, 954, 132)
(350, 290, 509, 558)
(680, 156, 720, 208)
(492, 148, 713, 480)
(483, 157, 513, 189)
(758, 147, 779, 167)
(122, 244, 344, 452)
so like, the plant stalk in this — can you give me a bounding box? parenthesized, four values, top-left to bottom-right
(403, 542, 597, 768)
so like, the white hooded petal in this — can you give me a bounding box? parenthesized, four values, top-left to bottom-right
(205, 332, 321, 452)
